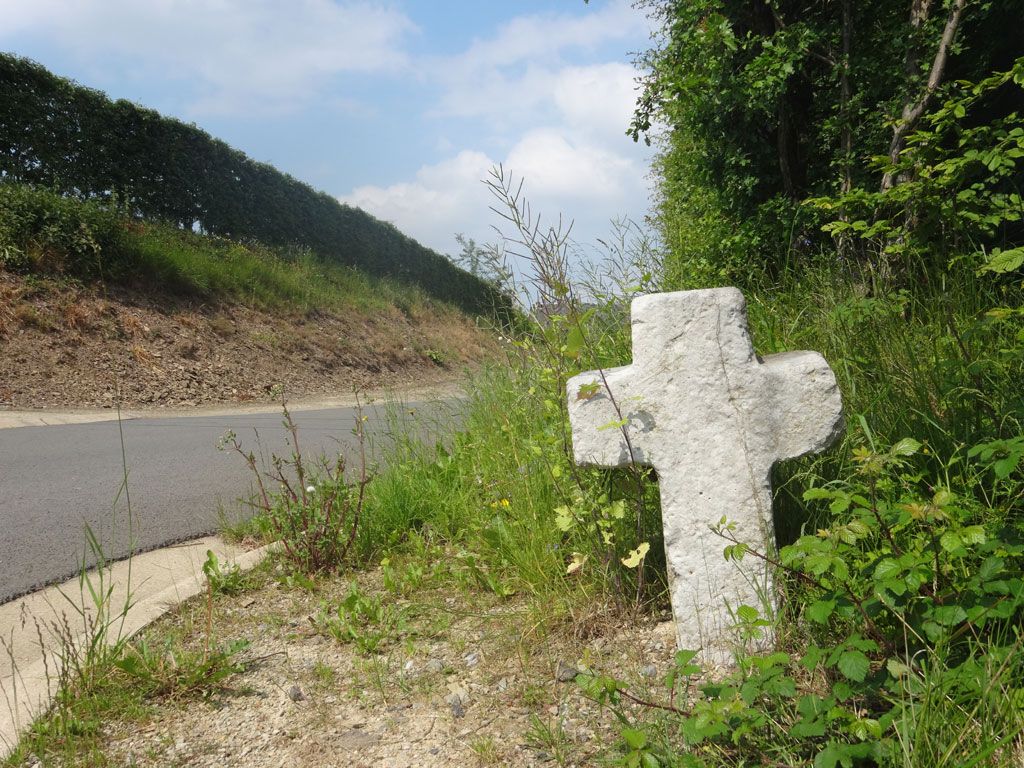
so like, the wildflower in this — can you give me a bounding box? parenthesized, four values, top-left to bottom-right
(306, 485, 315, 494)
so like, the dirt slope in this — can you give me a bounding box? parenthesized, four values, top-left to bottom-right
(0, 272, 500, 411)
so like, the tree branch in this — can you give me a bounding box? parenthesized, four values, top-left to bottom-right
(881, 0, 966, 191)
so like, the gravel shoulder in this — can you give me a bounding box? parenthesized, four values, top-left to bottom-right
(83, 562, 679, 768)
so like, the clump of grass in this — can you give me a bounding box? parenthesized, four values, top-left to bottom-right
(221, 400, 370, 575)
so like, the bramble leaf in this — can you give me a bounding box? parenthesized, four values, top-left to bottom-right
(892, 438, 921, 456)
(837, 650, 870, 682)
(806, 599, 836, 624)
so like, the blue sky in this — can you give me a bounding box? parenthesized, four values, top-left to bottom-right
(0, 0, 656, 275)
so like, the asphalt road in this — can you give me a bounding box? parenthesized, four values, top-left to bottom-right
(0, 400, 457, 604)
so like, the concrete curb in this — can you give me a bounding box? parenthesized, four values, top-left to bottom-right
(0, 379, 466, 430)
(0, 536, 274, 759)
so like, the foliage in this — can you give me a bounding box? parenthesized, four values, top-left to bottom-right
(201, 550, 247, 596)
(809, 56, 1024, 281)
(220, 401, 370, 575)
(111, 636, 250, 701)
(314, 580, 410, 654)
(0, 53, 513, 320)
(632, 0, 1024, 285)
(0, 182, 124, 276)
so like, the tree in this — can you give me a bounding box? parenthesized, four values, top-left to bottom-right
(632, 0, 1024, 285)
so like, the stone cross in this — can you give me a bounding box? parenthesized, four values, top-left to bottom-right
(567, 288, 843, 665)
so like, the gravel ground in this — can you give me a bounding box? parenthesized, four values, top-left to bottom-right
(17, 565, 681, 768)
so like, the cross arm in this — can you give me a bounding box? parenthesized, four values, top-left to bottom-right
(760, 350, 845, 462)
(566, 366, 647, 468)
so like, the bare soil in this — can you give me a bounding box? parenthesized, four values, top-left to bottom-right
(0, 272, 500, 412)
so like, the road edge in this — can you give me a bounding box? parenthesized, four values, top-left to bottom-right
(0, 536, 274, 759)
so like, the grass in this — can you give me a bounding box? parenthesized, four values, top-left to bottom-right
(0, 182, 460, 322)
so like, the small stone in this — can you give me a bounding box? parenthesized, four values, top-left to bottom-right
(425, 659, 444, 673)
(446, 693, 465, 718)
(337, 728, 379, 750)
(464, 650, 480, 668)
(288, 685, 305, 701)
(640, 664, 658, 679)
(556, 661, 579, 682)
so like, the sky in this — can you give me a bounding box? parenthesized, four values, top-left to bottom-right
(0, 0, 656, 276)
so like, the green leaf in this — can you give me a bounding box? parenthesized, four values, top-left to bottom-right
(874, 558, 901, 581)
(960, 525, 987, 546)
(565, 325, 585, 357)
(675, 649, 700, 667)
(736, 605, 760, 623)
(830, 497, 851, 515)
(837, 650, 870, 682)
(848, 519, 870, 537)
(806, 599, 836, 624)
(932, 605, 968, 626)
(621, 728, 647, 750)
(979, 247, 1024, 274)
(892, 438, 921, 456)
(994, 455, 1020, 478)
(978, 556, 1005, 581)
(803, 488, 833, 500)
(940, 531, 963, 552)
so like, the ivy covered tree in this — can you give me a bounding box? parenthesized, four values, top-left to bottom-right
(632, 0, 1024, 286)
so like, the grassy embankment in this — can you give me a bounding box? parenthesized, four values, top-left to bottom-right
(0, 182, 472, 325)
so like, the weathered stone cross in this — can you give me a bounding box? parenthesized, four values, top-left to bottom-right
(567, 288, 843, 665)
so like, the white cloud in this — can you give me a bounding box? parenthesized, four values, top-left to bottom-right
(428, 0, 648, 129)
(456, 0, 646, 70)
(0, 0, 415, 117)
(553, 62, 640, 138)
(340, 126, 650, 259)
(341, 150, 498, 256)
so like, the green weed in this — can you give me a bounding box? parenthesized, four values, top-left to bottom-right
(221, 399, 369, 575)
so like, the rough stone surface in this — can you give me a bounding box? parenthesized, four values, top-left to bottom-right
(567, 288, 844, 664)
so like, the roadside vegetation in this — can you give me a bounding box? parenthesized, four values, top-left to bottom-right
(3, 3, 1023, 766)
(0, 183, 454, 318)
